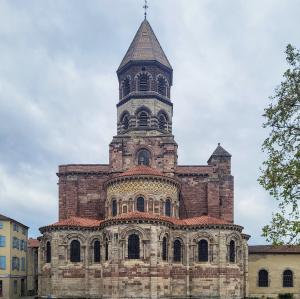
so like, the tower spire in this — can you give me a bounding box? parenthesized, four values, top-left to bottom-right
(143, 0, 148, 19)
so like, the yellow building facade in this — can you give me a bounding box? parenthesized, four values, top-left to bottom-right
(249, 245, 300, 299)
(0, 214, 28, 299)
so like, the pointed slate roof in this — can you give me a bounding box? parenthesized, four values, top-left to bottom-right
(118, 19, 172, 71)
(208, 143, 231, 162)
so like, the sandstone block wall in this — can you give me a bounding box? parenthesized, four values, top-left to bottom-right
(39, 224, 248, 299)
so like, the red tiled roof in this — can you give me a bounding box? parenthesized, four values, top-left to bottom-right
(105, 211, 230, 226)
(28, 238, 40, 248)
(182, 215, 230, 225)
(118, 165, 165, 177)
(40, 213, 235, 232)
(45, 217, 102, 229)
(249, 245, 300, 254)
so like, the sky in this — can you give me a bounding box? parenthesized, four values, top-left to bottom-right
(0, 0, 299, 244)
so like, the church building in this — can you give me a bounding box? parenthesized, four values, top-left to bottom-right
(38, 18, 250, 299)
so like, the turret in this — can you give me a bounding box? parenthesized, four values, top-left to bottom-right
(207, 143, 231, 175)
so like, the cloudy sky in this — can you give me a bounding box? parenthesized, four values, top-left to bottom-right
(0, 0, 299, 243)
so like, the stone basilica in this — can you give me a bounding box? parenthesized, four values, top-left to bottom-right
(39, 18, 250, 299)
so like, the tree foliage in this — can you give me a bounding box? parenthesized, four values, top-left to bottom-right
(259, 44, 300, 244)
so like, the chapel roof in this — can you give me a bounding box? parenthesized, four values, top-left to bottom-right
(42, 217, 102, 229)
(117, 165, 164, 177)
(40, 212, 236, 233)
(118, 19, 172, 72)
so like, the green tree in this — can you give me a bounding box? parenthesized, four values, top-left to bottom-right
(259, 44, 300, 245)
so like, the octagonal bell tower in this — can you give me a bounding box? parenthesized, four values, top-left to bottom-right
(110, 19, 178, 174)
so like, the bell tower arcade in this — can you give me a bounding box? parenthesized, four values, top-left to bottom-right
(109, 19, 178, 175)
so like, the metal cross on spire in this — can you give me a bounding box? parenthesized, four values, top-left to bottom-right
(143, 0, 149, 19)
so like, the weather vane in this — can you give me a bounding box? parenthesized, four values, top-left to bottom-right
(143, 0, 149, 19)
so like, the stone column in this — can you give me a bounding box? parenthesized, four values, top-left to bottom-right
(150, 226, 158, 299)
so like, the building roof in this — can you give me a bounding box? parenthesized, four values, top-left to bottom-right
(103, 212, 235, 227)
(249, 245, 300, 254)
(40, 213, 241, 233)
(43, 217, 102, 229)
(28, 238, 40, 248)
(208, 143, 231, 163)
(118, 19, 172, 72)
(117, 165, 164, 177)
(0, 213, 29, 228)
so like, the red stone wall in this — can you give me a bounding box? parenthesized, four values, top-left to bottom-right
(58, 164, 109, 220)
(58, 147, 234, 223)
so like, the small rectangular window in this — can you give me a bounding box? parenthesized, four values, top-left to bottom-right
(0, 256, 6, 270)
(0, 222, 3, 229)
(0, 236, 5, 247)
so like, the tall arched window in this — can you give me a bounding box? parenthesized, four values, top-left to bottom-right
(137, 149, 150, 165)
(173, 240, 182, 262)
(157, 76, 167, 96)
(122, 78, 130, 97)
(138, 111, 149, 127)
(139, 74, 149, 91)
(229, 240, 235, 263)
(128, 234, 140, 259)
(46, 241, 51, 263)
(105, 238, 109, 261)
(165, 199, 171, 217)
(158, 114, 167, 130)
(94, 240, 101, 263)
(283, 270, 293, 287)
(112, 199, 117, 217)
(198, 239, 208, 262)
(122, 114, 129, 130)
(162, 237, 168, 261)
(70, 240, 81, 263)
(258, 269, 269, 287)
(136, 197, 145, 212)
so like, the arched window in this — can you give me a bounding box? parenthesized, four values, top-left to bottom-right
(158, 114, 167, 130)
(94, 240, 101, 263)
(128, 234, 140, 259)
(105, 238, 109, 261)
(283, 270, 293, 287)
(165, 199, 171, 217)
(122, 114, 129, 130)
(70, 240, 81, 263)
(136, 197, 145, 212)
(112, 199, 117, 217)
(258, 269, 269, 287)
(157, 76, 167, 96)
(46, 241, 51, 263)
(229, 240, 235, 263)
(139, 74, 149, 91)
(122, 78, 130, 97)
(138, 111, 149, 127)
(162, 237, 168, 261)
(137, 149, 150, 165)
(173, 240, 182, 262)
(198, 239, 208, 262)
